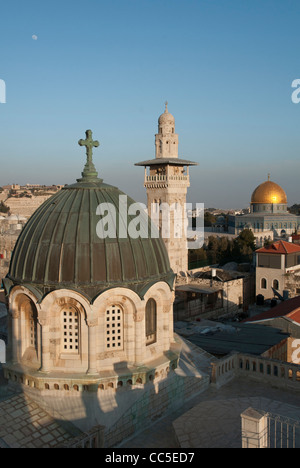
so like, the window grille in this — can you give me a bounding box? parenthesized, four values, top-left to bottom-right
(106, 306, 123, 350)
(63, 309, 79, 353)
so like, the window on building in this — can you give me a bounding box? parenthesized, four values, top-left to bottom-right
(62, 308, 80, 353)
(24, 300, 38, 352)
(273, 279, 279, 290)
(106, 305, 123, 350)
(145, 299, 157, 346)
(261, 278, 267, 289)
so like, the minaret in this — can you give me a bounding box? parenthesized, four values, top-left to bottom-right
(135, 103, 198, 274)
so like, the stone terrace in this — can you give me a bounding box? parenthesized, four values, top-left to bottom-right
(0, 380, 82, 448)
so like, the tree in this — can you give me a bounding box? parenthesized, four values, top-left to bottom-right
(232, 229, 256, 262)
(236, 229, 256, 251)
(204, 211, 217, 227)
(0, 201, 9, 214)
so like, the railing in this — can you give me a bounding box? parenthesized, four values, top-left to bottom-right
(241, 408, 300, 448)
(62, 426, 104, 448)
(266, 412, 300, 448)
(145, 175, 189, 183)
(211, 353, 300, 391)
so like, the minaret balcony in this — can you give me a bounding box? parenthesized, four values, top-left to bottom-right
(145, 174, 189, 185)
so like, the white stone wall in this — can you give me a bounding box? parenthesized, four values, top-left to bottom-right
(256, 266, 285, 299)
(6, 281, 175, 376)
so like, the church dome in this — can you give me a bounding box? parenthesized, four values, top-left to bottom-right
(251, 177, 287, 205)
(8, 131, 174, 301)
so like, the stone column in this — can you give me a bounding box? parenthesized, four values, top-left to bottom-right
(39, 316, 51, 373)
(11, 309, 20, 364)
(241, 407, 268, 448)
(163, 303, 171, 352)
(134, 306, 144, 367)
(87, 320, 98, 375)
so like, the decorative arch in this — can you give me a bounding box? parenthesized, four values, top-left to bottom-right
(9, 285, 41, 315)
(39, 289, 90, 371)
(92, 287, 141, 365)
(40, 289, 90, 320)
(8, 289, 40, 367)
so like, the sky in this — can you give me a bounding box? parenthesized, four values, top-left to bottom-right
(0, 0, 300, 209)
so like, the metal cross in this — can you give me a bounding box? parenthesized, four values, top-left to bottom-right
(78, 130, 100, 165)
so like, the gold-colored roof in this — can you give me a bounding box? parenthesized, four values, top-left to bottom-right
(251, 178, 287, 204)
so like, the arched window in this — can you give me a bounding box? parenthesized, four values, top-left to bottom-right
(261, 278, 267, 290)
(62, 308, 80, 353)
(105, 305, 123, 350)
(145, 299, 157, 346)
(24, 300, 38, 353)
(273, 279, 279, 290)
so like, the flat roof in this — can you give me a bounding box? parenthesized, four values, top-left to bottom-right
(176, 284, 221, 295)
(184, 322, 289, 356)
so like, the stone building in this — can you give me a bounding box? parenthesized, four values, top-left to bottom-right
(3, 129, 178, 381)
(0, 130, 216, 446)
(174, 267, 255, 322)
(135, 103, 198, 274)
(255, 240, 300, 301)
(0, 215, 28, 281)
(244, 295, 300, 364)
(228, 176, 300, 245)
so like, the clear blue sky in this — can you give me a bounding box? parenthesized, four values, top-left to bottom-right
(0, 0, 300, 209)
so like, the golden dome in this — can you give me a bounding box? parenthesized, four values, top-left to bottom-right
(251, 177, 287, 205)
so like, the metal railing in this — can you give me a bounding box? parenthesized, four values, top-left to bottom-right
(62, 426, 104, 448)
(266, 412, 300, 449)
(241, 408, 300, 448)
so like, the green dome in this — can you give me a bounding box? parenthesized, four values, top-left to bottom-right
(7, 131, 175, 301)
(8, 180, 174, 300)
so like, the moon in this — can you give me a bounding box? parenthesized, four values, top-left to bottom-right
(32, 35, 38, 40)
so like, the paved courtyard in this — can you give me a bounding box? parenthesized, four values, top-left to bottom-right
(119, 377, 300, 448)
(0, 373, 82, 448)
(1, 367, 300, 448)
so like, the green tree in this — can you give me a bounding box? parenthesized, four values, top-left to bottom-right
(204, 211, 217, 227)
(233, 229, 255, 262)
(236, 229, 256, 250)
(0, 201, 9, 214)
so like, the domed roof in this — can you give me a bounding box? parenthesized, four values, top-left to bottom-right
(251, 177, 287, 205)
(7, 131, 174, 300)
(158, 102, 175, 126)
